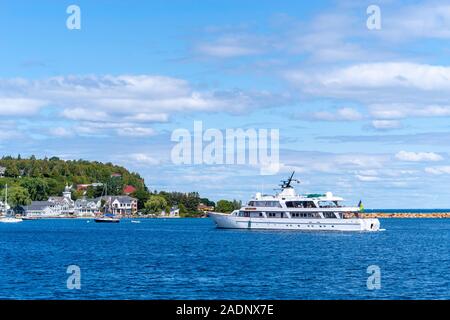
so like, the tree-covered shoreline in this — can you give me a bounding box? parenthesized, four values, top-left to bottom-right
(0, 156, 241, 216)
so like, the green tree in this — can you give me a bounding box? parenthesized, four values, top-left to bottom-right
(71, 189, 84, 201)
(181, 192, 201, 214)
(1, 186, 31, 206)
(86, 186, 104, 199)
(232, 199, 242, 210)
(107, 176, 124, 195)
(144, 195, 168, 214)
(5, 163, 20, 177)
(19, 178, 49, 201)
(132, 189, 150, 210)
(178, 203, 187, 215)
(200, 197, 215, 207)
(216, 200, 235, 213)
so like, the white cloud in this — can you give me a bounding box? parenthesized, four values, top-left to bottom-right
(49, 127, 73, 137)
(287, 62, 450, 95)
(335, 154, 386, 168)
(123, 113, 169, 123)
(0, 98, 47, 115)
(286, 12, 372, 63)
(308, 107, 363, 121)
(0, 75, 285, 117)
(384, 4, 450, 41)
(67, 120, 157, 138)
(116, 127, 156, 137)
(129, 153, 160, 165)
(356, 175, 381, 182)
(282, 150, 388, 174)
(395, 151, 443, 162)
(285, 62, 450, 122)
(196, 40, 263, 58)
(425, 166, 450, 175)
(62, 108, 110, 121)
(369, 104, 450, 120)
(0, 75, 287, 138)
(0, 121, 23, 140)
(0, 130, 21, 140)
(371, 120, 402, 130)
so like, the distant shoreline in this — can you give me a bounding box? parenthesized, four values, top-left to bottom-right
(15, 213, 450, 220)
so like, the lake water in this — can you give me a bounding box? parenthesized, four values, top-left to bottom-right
(0, 218, 448, 299)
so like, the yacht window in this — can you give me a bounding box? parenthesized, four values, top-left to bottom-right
(254, 201, 282, 207)
(323, 212, 336, 218)
(319, 201, 338, 208)
(286, 201, 316, 208)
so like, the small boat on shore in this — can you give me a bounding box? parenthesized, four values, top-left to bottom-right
(94, 184, 120, 223)
(95, 214, 120, 223)
(0, 216, 23, 223)
(22, 216, 41, 220)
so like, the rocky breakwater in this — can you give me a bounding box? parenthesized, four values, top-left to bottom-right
(360, 212, 450, 218)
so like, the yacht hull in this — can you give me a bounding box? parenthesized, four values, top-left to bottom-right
(209, 212, 380, 232)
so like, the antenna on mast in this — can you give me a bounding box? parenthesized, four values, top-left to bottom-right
(279, 171, 300, 189)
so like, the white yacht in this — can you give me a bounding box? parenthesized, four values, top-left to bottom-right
(209, 172, 380, 232)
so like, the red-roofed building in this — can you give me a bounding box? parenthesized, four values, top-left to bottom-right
(123, 185, 137, 195)
(77, 184, 90, 191)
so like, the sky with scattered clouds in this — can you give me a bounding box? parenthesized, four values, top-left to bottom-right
(1, 0, 450, 208)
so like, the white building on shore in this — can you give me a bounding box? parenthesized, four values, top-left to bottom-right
(96, 196, 138, 216)
(23, 201, 65, 217)
(24, 185, 75, 217)
(23, 187, 138, 218)
(160, 207, 180, 218)
(74, 197, 100, 217)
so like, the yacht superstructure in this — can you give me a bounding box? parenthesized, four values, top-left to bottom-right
(209, 172, 380, 232)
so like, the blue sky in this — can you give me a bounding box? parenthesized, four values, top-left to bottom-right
(1, 0, 450, 208)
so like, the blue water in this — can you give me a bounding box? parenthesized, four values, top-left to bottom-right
(0, 218, 448, 300)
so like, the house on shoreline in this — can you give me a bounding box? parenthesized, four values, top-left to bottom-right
(197, 203, 214, 213)
(96, 195, 138, 216)
(160, 206, 180, 218)
(74, 197, 100, 217)
(22, 186, 138, 218)
(24, 201, 64, 217)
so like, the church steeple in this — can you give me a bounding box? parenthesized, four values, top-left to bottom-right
(63, 185, 72, 201)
